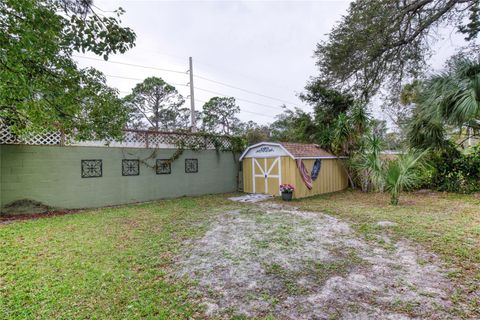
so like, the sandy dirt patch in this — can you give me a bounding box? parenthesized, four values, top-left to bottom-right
(175, 202, 459, 319)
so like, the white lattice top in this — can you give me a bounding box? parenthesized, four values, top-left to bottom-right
(0, 125, 234, 150)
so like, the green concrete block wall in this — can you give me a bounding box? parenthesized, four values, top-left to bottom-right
(0, 145, 239, 210)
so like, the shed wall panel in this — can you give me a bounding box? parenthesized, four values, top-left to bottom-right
(290, 158, 348, 198)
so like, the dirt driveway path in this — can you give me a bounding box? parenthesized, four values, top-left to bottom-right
(176, 202, 460, 319)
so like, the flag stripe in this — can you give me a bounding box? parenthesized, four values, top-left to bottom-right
(296, 159, 313, 190)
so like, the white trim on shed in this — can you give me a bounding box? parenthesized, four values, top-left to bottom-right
(239, 142, 292, 160)
(239, 142, 346, 161)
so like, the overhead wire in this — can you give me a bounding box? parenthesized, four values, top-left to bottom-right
(194, 99, 275, 119)
(106, 73, 284, 112)
(104, 74, 186, 87)
(73, 55, 187, 75)
(75, 54, 290, 117)
(191, 57, 293, 91)
(193, 74, 299, 106)
(133, 49, 293, 91)
(75, 54, 295, 108)
(194, 87, 284, 111)
(117, 93, 277, 120)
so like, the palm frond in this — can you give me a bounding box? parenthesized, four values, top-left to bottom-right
(349, 134, 385, 192)
(385, 149, 428, 205)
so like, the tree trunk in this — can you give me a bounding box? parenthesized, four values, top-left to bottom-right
(390, 193, 399, 205)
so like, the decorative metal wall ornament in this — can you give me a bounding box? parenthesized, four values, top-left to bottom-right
(156, 159, 171, 175)
(81, 160, 102, 178)
(185, 159, 198, 173)
(122, 159, 140, 176)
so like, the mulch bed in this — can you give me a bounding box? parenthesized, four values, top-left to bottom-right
(0, 209, 80, 225)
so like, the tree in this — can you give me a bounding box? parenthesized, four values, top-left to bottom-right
(349, 133, 428, 204)
(269, 107, 316, 143)
(233, 120, 270, 145)
(350, 134, 385, 192)
(370, 119, 387, 140)
(300, 79, 354, 125)
(1, 0, 136, 140)
(269, 101, 370, 156)
(314, 0, 480, 102)
(124, 77, 187, 131)
(378, 80, 422, 132)
(299, 80, 355, 147)
(299, 80, 372, 155)
(407, 56, 480, 149)
(399, 80, 422, 106)
(384, 131, 403, 150)
(330, 104, 371, 155)
(202, 97, 240, 135)
(244, 127, 270, 145)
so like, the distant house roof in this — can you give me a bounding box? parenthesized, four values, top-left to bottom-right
(239, 142, 341, 160)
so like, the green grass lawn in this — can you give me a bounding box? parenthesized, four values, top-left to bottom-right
(0, 195, 241, 319)
(1, 191, 479, 318)
(294, 190, 480, 317)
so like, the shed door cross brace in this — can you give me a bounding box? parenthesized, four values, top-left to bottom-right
(252, 157, 281, 195)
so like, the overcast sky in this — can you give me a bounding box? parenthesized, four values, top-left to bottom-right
(75, 0, 467, 128)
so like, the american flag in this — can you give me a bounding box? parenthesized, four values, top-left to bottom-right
(296, 159, 312, 190)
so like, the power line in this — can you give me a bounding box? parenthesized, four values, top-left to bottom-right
(74, 55, 188, 75)
(104, 74, 186, 87)
(194, 99, 276, 119)
(195, 87, 284, 111)
(192, 58, 292, 91)
(119, 89, 276, 119)
(75, 54, 299, 107)
(108, 72, 289, 111)
(110, 74, 286, 112)
(76, 55, 288, 113)
(193, 74, 300, 106)
(238, 109, 276, 119)
(135, 49, 293, 91)
(110, 74, 281, 114)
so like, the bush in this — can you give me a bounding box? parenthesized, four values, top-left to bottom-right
(426, 144, 480, 193)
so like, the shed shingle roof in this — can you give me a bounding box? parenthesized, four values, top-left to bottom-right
(279, 142, 334, 158)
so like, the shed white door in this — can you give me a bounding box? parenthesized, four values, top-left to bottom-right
(252, 157, 281, 195)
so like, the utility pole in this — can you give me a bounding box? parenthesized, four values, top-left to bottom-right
(188, 57, 197, 132)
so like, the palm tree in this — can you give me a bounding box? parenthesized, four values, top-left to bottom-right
(384, 150, 428, 205)
(330, 105, 373, 189)
(349, 103, 370, 135)
(350, 134, 385, 192)
(331, 104, 370, 155)
(331, 113, 351, 154)
(408, 56, 480, 149)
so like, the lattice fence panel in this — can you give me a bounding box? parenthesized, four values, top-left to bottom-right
(0, 125, 18, 144)
(0, 125, 234, 150)
(0, 125, 61, 145)
(122, 131, 148, 145)
(147, 132, 179, 146)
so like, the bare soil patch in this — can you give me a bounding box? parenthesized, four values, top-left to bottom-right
(176, 202, 461, 319)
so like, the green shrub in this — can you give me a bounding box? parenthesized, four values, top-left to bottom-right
(426, 144, 480, 193)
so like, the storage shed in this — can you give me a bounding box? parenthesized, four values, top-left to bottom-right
(239, 142, 348, 199)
